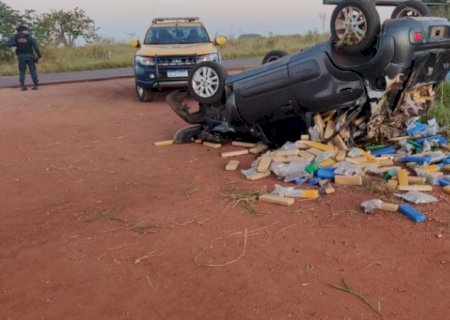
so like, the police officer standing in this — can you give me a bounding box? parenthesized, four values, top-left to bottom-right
(7, 25, 42, 90)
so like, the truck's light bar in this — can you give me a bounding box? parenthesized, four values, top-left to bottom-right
(152, 17, 200, 24)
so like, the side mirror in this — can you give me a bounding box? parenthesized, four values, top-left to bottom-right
(129, 39, 141, 48)
(214, 36, 227, 46)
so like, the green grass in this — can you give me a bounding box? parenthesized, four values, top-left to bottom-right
(0, 42, 135, 76)
(219, 32, 330, 59)
(429, 82, 450, 125)
(0, 32, 329, 76)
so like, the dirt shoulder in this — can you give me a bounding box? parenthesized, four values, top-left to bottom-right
(0, 79, 449, 320)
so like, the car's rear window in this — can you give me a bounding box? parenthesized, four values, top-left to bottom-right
(145, 26, 210, 44)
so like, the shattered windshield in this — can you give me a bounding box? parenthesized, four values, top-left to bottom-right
(145, 26, 210, 44)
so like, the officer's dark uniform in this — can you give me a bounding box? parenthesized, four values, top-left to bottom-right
(7, 25, 42, 90)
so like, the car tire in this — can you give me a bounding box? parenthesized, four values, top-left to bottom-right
(262, 50, 288, 64)
(391, 0, 431, 19)
(330, 0, 380, 53)
(136, 84, 155, 102)
(188, 61, 228, 104)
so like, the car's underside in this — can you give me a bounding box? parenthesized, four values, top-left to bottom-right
(167, 1, 450, 147)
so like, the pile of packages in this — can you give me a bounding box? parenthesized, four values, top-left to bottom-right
(217, 116, 450, 223)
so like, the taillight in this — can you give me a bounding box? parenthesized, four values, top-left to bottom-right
(410, 28, 425, 44)
(413, 32, 423, 42)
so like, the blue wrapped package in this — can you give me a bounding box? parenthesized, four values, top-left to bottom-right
(397, 156, 431, 165)
(399, 205, 426, 223)
(308, 177, 322, 186)
(316, 168, 336, 180)
(439, 177, 450, 187)
(371, 146, 397, 157)
(294, 177, 306, 185)
(417, 135, 448, 146)
(406, 122, 428, 136)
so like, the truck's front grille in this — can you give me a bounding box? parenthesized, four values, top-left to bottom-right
(156, 56, 196, 66)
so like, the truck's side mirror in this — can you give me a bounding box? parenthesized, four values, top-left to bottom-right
(129, 39, 141, 48)
(214, 36, 227, 46)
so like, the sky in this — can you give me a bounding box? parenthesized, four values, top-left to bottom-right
(5, 0, 393, 41)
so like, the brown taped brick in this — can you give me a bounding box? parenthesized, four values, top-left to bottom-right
(221, 149, 249, 158)
(225, 160, 240, 171)
(335, 175, 363, 186)
(259, 194, 295, 206)
(232, 141, 257, 148)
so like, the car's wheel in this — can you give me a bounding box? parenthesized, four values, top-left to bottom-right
(135, 84, 155, 102)
(330, 0, 380, 53)
(391, 0, 431, 19)
(188, 61, 228, 104)
(262, 50, 288, 64)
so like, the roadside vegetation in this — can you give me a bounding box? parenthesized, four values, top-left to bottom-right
(0, 32, 329, 76)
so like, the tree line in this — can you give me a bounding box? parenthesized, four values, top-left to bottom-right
(0, 1, 98, 61)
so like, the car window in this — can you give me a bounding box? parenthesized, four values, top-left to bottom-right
(145, 26, 210, 44)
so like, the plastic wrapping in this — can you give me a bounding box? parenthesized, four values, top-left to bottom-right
(361, 199, 383, 213)
(241, 167, 258, 178)
(315, 151, 335, 163)
(271, 184, 302, 198)
(423, 118, 439, 137)
(270, 160, 311, 182)
(415, 169, 441, 186)
(395, 191, 438, 204)
(364, 166, 383, 175)
(270, 162, 290, 178)
(347, 148, 364, 158)
(422, 140, 432, 153)
(280, 141, 298, 150)
(271, 185, 319, 199)
(334, 161, 361, 176)
(424, 151, 447, 164)
(308, 125, 321, 142)
(399, 140, 414, 153)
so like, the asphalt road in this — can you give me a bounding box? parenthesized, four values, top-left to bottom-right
(0, 57, 261, 88)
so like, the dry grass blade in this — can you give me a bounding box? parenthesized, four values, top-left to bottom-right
(146, 274, 158, 292)
(195, 228, 248, 268)
(184, 186, 200, 200)
(102, 220, 160, 234)
(328, 278, 383, 319)
(222, 187, 266, 215)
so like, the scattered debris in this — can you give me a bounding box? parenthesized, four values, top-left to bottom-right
(328, 278, 383, 318)
(399, 205, 427, 223)
(169, 108, 448, 222)
(154, 140, 174, 147)
(225, 160, 240, 171)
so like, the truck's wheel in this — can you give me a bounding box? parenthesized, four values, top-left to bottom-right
(136, 84, 155, 102)
(262, 50, 288, 64)
(188, 61, 228, 104)
(391, 0, 431, 19)
(331, 0, 380, 53)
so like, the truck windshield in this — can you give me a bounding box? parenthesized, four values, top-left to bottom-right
(145, 26, 210, 44)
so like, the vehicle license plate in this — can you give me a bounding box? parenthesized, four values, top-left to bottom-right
(167, 70, 188, 78)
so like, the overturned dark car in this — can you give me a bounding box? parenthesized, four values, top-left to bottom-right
(168, 0, 450, 146)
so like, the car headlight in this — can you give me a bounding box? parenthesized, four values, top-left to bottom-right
(136, 56, 155, 66)
(197, 53, 221, 63)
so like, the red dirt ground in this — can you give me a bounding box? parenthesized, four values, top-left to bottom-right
(0, 79, 449, 320)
